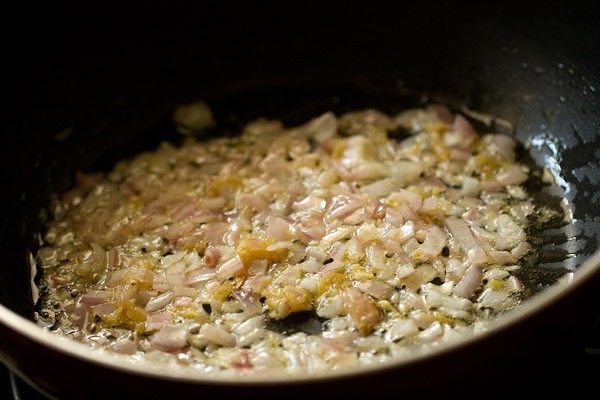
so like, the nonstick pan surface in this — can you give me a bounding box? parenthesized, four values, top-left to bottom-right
(1, 2, 599, 398)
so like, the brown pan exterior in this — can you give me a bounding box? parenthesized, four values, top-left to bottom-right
(1, 2, 599, 398)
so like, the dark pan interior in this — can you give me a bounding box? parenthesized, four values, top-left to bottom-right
(2, 2, 599, 323)
(0, 3, 599, 399)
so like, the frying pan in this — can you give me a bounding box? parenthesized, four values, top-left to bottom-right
(2, 2, 599, 398)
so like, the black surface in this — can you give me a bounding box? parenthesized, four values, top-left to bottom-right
(1, 1, 599, 398)
(0, 364, 39, 400)
(0, 336, 598, 399)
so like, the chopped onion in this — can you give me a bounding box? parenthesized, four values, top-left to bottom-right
(454, 265, 483, 298)
(215, 256, 244, 280)
(34, 103, 553, 377)
(145, 291, 174, 312)
(444, 218, 488, 264)
(200, 324, 236, 347)
(151, 324, 189, 352)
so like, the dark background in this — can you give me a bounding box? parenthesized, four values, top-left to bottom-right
(1, 1, 599, 398)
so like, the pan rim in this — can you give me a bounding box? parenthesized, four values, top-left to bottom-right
(1, 250, 598, 386)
